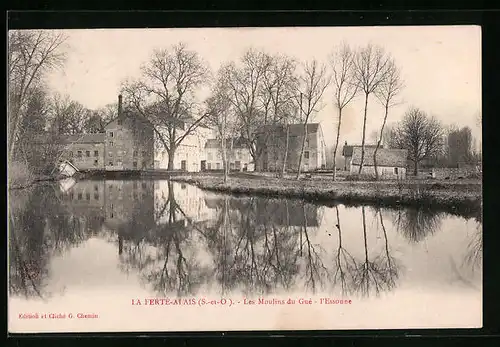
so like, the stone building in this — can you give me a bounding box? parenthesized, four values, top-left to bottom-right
(255, 123, 327, 172)
(203, 137, 254, 172)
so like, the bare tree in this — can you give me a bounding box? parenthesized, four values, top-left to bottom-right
(261, 54, 298, 177)
(205, 66, 239, 183)
(373, 59, 404, 179)
(8, 30, 67, 162)
(391, 107, 444, 176)
(330, 43, 359, 180)
(223, 49, 272, 171)
(121, 42, 210, 170)
(295, 59, 330, 179)
(352, 44, 392, 174)
(48, 93, 88, 135)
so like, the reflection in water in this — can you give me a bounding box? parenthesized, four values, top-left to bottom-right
(8, 179, 482, 303)
(390, 207, 443, 243)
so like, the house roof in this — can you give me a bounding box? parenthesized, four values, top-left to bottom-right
(342, 144, 378, 157)
(204, 138, 246, 149)
(351, 147, 408, 167)
(256, 123, 320, 136)
(32, 133, 105, 144)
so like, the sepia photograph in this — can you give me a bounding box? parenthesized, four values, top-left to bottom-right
(7, 25, 482, 333)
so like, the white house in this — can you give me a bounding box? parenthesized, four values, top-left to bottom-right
(204, 138, 254, 172)
(350, 146, 408, 179)
(154, 124, 212, 172)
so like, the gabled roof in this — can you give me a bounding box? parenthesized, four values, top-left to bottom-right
(32, 133, 105, 144)
(342, 144, 377, 157)
(204, 138, 246, 149)
(351, 147, 408, 167)
(256, 123, 321, 136)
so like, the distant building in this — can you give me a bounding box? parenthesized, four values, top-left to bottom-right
(154, 125, 212, 172)
(349, 146, 408, 179)
(341, 142, 378, 172)
(255, 123, 327, 172)
(203, 138, 254, 172)
(33, 95, 155, 172)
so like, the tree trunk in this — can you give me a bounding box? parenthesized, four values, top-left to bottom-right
(373, 104, 389, 180)
(281, 124, 290, 178)
(222, 136, 228, 184)
(358, 93, 369, 174)
(413, 160, 418, 176)
(296, 122, 308, 180)
(167, 148, 176, 171)
(332, 107, 343, 181)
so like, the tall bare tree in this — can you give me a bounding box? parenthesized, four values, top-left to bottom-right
(352, 44, 391, 174)
(295, 60, 330, 179)
(8, 30, 67, 162)
(390, 107, 444, 176)
(223, 49, 271, 171)
(205, 66, 239, 183)
(373, 59, 404, 179)
(121, 42, 211, 170)
(48, 93, 88, 135)
(330, 43, 359, 180)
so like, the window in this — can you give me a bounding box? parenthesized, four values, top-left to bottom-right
(109, 161, 114, 166)
(142, 151, 147, 157)
(207, 163, 212, 170)
(69, 192, 74, 200)
(69, 151, 73, 157)
(109, 131, 114, 137)
(133, 181, 138, 189)
(142, 182, 146, 189)
(305, 138, 310, 147)
(133, 150, 138, 157)
(94, 150, 99, 157)
(86, 150, 90, 157)
(78, 193, 82, 200)
(86, 193, 90, 201)
(117, 118, 122, 125)
(94, 193, 99, 200)
(216, 162, 221, 170)
(108, 152, 113, 157)
(94, 160, 98, 166)
(133, 161, 137, 168)
(77, 151, 82, 158)
(304, 151, 310, 159)
(117, 159, 122, 166)
(394, 167, 399, 174)
(109, 141, 114, 147)
(94, 185, 98, 191)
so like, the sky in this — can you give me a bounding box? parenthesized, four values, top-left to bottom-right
(45, 26, 482, 148)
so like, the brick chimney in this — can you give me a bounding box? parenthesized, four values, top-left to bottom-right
(118, 94, 123, 117)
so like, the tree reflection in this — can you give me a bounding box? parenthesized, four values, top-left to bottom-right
(391, 207, 443, 243)
(118, 181, 211, 297)
(9, 185, 95, 300)
(463, 222, 482, 273)
(373, 209, 400, 290)
(330, 205, 357, 296)
(353, 207, 398, 297)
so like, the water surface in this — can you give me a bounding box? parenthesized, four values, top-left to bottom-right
(8, 179, 482, 332)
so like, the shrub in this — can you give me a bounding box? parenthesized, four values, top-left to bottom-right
(344, 173, 377, 181)
(8, 161, 34, 189)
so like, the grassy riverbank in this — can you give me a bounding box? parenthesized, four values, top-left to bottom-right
(170, 174, 482, 216)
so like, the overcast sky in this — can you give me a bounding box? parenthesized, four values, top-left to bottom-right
(46, 26, 482, 148)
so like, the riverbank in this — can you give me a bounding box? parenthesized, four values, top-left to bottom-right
(170, 174, 482, 217)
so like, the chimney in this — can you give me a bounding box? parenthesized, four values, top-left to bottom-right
(344, 141, 347, 146)
(118, 94, 123, 117)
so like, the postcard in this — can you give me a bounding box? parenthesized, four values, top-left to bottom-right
(8, 25, 482, 333)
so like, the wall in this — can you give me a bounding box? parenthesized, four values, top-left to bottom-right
(257, 131, 323, 172)
(350, 164, 407, 179)
(205, 146, 254, 172)
(430, 167, 480, 179)
(105, 118, 154, 171)
(65, 142, 105, 170)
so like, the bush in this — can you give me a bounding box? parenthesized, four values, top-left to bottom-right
(344, 173, 377, 181)
(8, 161, 34, 188)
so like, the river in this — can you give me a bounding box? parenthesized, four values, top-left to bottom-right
(8, 179, 482, 332)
